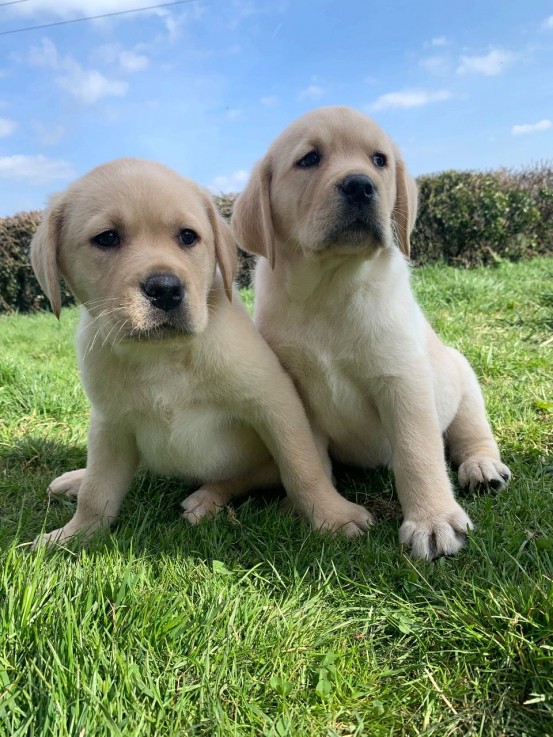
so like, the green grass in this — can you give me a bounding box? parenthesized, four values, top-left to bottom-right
(1, 258, 552, 736)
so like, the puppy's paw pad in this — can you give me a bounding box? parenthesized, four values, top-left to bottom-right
(48, 469, 85, 499)
(399, 504, 473, 560)
(180, 488, 226, 525)
(458, 458, 511, 492)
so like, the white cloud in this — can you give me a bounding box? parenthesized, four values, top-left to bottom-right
(370, 89, 451, 111)
(10, 0, 194, 43)
(260, 95, 279, 107)
(11, 0, 155, 17)
(419, 55, 448, 74)
(27, 38, 128, 105)
(542, 15, 553, 29)
(33, 123, 66, 146)
(457, 49, 514, 76)
(0, 154, 75, 184)
(511, 119, 552, 136)
(119, 50, 149, 72)
(0, 117, 17, 138)
(299, 85, 324, 99)
(209, 169, 249, 193)
(27, 37, 60, 68)
(154, 8, 188, 42)
(58, 68, 127, 105)
(430, 36, 448, 46)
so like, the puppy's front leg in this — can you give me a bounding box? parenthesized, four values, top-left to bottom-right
(33, 416, 138, 548)
(373, 370, 473, 559)
(246, 373, 373, 537)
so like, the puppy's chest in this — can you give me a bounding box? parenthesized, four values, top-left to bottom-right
(121, 366, 260, 479)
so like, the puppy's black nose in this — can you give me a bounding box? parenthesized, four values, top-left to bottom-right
(140, 273, 184, 312)
(339, 174, 375, 206)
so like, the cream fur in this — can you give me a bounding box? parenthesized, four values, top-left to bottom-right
(30, 158, 372, 547)
(231, 107, 510, 560)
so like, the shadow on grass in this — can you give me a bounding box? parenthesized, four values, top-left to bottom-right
(2, 434, 550, 588)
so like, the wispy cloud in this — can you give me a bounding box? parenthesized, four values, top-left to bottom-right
(59, 69, 127, 105)
(299, 84, 324, 100)
(430, 36, 448, 47)
(27, 38, 128, 105)
(11, 0, 145, 16)
(371, 89, 451, 111)
(209, 169, 249, 193)
(260, 95, 279, 107)
(511, 119, 552, 136)
(33, 122, 66, 147)
(0, 154, 75, 184)
(457, 49, 514, 76)
(542, 15, 553, 30)
(119, 50, 149, 72)
(0, 117, 17, 138)
(419, 55, 448, 74)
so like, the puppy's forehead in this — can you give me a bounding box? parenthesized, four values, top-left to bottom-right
(66, 159, 210, 230)
(270, 106, 393, 160)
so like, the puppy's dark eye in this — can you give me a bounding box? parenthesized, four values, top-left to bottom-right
(91, 230, 120, 248)
(372, 152, 387, 168)
(296, 150, 321, 168)
(178, 229, 198, 247)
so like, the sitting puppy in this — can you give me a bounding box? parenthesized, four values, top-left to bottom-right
(231, 106, 510, 560)
(30, 158, 372, 546)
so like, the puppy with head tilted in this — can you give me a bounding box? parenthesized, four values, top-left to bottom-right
(30, 158, 373, 547)
(231, 106, 511, 560)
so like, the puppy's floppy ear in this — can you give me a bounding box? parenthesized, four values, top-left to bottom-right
(30, 193, 65, 318)
(392, 152, 418, 259)
(231, 158, 275, 269)
(204, 194, 238, 300)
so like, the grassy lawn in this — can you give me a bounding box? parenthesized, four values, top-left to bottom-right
(0, 258, 552, 736)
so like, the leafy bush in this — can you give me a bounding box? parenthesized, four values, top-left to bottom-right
(411, 169, 542, 266)
(514, 164, 553, 256)
(215, 193, 257, 288)
(0, 210, 74, 314)
(1, 168, 551, 313)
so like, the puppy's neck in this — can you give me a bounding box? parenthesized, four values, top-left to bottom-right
(266, 240, 402, 303)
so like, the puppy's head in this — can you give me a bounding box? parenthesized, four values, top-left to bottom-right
(31, 159, 237, 341)
(233, 106, 417, 263)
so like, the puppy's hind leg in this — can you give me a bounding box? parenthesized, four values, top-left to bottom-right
(181, 459, 281, 524)
(445, 349, 511, 492)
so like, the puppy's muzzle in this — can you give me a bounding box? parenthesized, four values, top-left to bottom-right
(339, 174, 375, 208)
(140, 273, 184, 312)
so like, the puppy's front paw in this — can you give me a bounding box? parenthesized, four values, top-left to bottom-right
(31, 526, 72, 550)
(458, 458, 511, 492)
(399, 503, 473, 560)
(180, 487, 227, 525)
(48, 468, 86, 499)
(311, 498, 374, 538)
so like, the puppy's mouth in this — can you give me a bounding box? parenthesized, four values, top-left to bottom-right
(128, 319, 196, 341)
(323, 209, 386, 250)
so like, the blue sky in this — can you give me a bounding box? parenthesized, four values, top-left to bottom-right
(0, 0, 552, 216)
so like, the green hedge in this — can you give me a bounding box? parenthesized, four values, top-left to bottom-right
(0, 210, 74, 314)
(1, 168, 551, 314)
(411, 168, 547, 266)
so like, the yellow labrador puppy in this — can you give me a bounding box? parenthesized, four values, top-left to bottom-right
(231, 106, 511, 560)
(30, 158, 373, 546)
